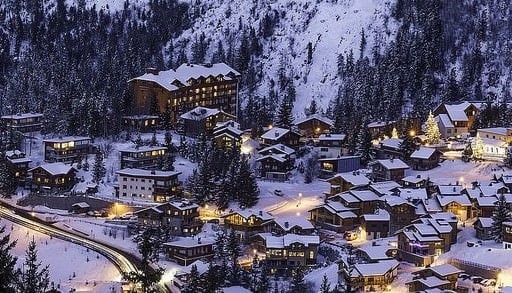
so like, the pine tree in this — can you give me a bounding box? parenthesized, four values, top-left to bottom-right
(399, 135, 418, 160)
(473, 133, 484, 160)
(92, 150, 106, 183)
(0, 156, 16, 197)
(149, 132, 158, 146)
(226, 230, 241, 283)
(425, 111, 440, 144)
(16, 238, 50, 293)
(307, 42, 313, 64)
(491, 193, 511, 242)
(0, 225, 18, 292)
(182, 264, 201, 293)
(304, 151, 319, 184)
(290, 267, 306, 292)
(462, 143, 473, 162)
(319, 274, 331, 293)
(275, 96, 293, 128)
(355, 125, 374, 165)
(235, 157, 259, 208)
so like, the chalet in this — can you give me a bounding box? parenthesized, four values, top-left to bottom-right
(401, 175, 429, 189)
(382, 195, 420, 234)
(397, 217, 454, 267)
(69, 202, 91, 214)
(163, 238, 215, 266)
(5, 150, 32, 184)
(119, 145, 167, 170)
(316, 133, 346, 159)
(433, 101, 478, 137)
(333, 190, 383, 216)
(179, 106, 235, 138)
(361, 210, 390, 240)
(260, 127, 301, 148)
(292, 114, 333, 138)
(1, 113, 44, 133)
(221, 210, 274, 240)
(122, 115, 159, 132)
(258, 144, 296, 161)
(29, 163, 77, 191)
(478, 137, 508, 158)
(256, 154, 293, 181)
(435, 193, 471, 221)
(43, 136, 92, 163)
(128, 63, 241, 124)
(253, 233, 319, 267)
(473, 217, 493, 240)
(409, 147, 442, 170)
(356, 244, 397, 263)
(503, 222, 512, 250)
(367, 121, 396, 139)
(368, 181, 402, 196)
(213, 121, 242, 149)
(262, 216, 315, 236)
(115, 168, 182, 202)
(370, 159, 409, 182)
(319, 156, 361, 178)
(478, 127, 512, 143)
(323, 172, 370, 197)
(375, 138, 403, 160)
(308, 200, 358, 233)
(135, 201, 202, 236)
(407, 264, 462, 292)
(340, 259, 399, 292)
(471, 195, 497, 218)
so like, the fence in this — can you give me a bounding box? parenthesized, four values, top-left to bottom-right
(448, 257, 501, 279)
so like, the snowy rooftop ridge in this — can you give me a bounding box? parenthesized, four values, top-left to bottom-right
(29, 162, 76, 176)
(293, 114, 333, 126)
(116, 168, 181, 178)
(1, 113, 43, 119)
(258, 233, 319, 248)
(258, 144, 295, 156)
(260, 127, 299, 141)
(372, 159, 409, 170)
(43, 136, 91, 143)
(410, 147, 438, 159)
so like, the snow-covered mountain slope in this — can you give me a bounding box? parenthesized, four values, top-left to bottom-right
(176, 0, 398, 118)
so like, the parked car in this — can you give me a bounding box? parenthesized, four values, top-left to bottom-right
(458, 273, 470, 280)
(480, 279, 496, 287)
(470, 276, 484, 284)
(274, 189, 284, 196)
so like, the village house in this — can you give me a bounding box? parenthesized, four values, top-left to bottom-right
(252, 233, 319, 268)
(333, 190, 383, 216)
(406, 264, 462, 292)
(382, 194, 420, 234)
(255, 154, 293, 181)
(262, 216, 315, 236)
(315, 133, 346, 159)
(69, 202, 91, 214)
(119, 145, 167, 170)
(409, 147, 442, 170)
(367, 121, 396, 139)
(308, 200, 358, 233)
(319, 156, 361, 178)
(370, 159, 409, 182)
(43, 136, 92, 163)
(221, 210, 274, 240)
(179, 106, 235, 138)
(433, 101, 478, 138)
(471, 195, 497, 218)
(212, 121, 242, 150)
(356, 243, 397, 263)
(163, 238, 215, 266)
(374, 138, 403, 160)
(5, 150, 32, 184)
(260, 127, 301, 148)
(435, 193, 471, 221)
(339, 259, 399, 292)
(128, 63, 241, 124)
(293, 114, 333, 139)
(477, 127, 512, 143)
(401, 175, 429, 189)
(258, 144, 296, 162)
(1, 113, 44, 133)
(122, 115, 159, 132)
(115, 168, 182, 202)
(503, 221, 512, 250)
(323, 172, 370, 197)
(360, 209, 390, 240)
(368, 181, 402, 196)
(473, 217, 493, 240)
(135, 201, 202, 236)
(28, 163, 78, 192)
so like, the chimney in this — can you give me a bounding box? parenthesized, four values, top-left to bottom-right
(390, 158, 394, 163)
(416, 174, 421, 179)
(479, 192, 483, 197)
(280, 145, 285, 151)
(425, 198, 429, 205)
(198, 237, 201, 244)
(284, 221, 289, 228)
(145, 68, 159, 75)
(455, 181, 459, 186)
(259, 210, 263, 216)
(151, 170, 156, 175)
(204, 63, 213, 68)
(275, 132, 280, 137)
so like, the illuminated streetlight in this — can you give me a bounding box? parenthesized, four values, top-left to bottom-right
(409, 130, 416, 137)
(296, 212, 301, 216)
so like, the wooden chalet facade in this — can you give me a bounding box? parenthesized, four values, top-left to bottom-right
(316, 133, 346, 159)
(115, 168, 182, 202)
(503, 221, 512, 250)
(308, 200, 357, 233)
(260, 127, 301, 148)
(128, 63, 241, 124)
(28, 163, 77, 191)
(370, 159, 409, 182)
(361, 210, 390, 240)
(179, 106, 235, 138)
(122, 115, 159, 132)
(1, 113, 44, 133)
(213, 122, 242, 149)
(473, 217, 493, 240)
(43, 136, 92, 163)
(221, 210, 274, 240)
(335, 190, 383, 216)
(319, 156, 361, 178)
(163, 238, 215, 266)
(256, 154, 293, 181)
(135, 201, 202, 236)
(433, 101, 478, 137)
(407, 264, 461, 292)
(5, 150, 32, 184)
(292, 114, 333, 138)
(340, 259, 399, 292)
(119, 145, 167, 170)
(262, 217, 315, 236)
(383, 195, 420, 234)
(409, 147, 442, 170)
(252, 233, 319, 268)
(323, 172, 370, 197)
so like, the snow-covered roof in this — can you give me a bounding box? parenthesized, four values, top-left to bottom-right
(351, 190, 381, 202)
(71, 202, 90, 208)
(164, 237, 215, 248)
(43, 136, 91, 143)
(475, 195, 498, 207)
(410, 147, 438, 159)
(1, 113, 43, 119)
(474, 217, 493, 228)
(372, 159, 409, 170)
(180, 106, 221, 120)
(436, 114, 454, 128)
(367, 121, 395, 128)
(29, 163, 76, 176)
(255, 154, 287, 163)
(429, 212, 458, 223)
(478, 127, 511, 136)
(121, 115, 159, 119)
(222, 210, 273, 221)
(168, 201, 200, 211)
(380, 138, 403, 150)
(406, 276, 450, 288)
(325, 200, 354, 212)
(222, 286, 251, 293)
(7, 157, 32, 164)
(260, 127, 296, 141)
(352, 260, 399, 277)
(398, 188, 428, 200)
(481, 137, 508, 147)
(258, 144, 295, 156)
(213, 126, 243, 137)
(338, 192, 359, 203)
(272, 216, 315, 231)
(318, 133, 346, 141)
(293, 114, 333, 126)
(381, 194, 415, 207)
(445, 102, 471, 121)
(362, 209, 390, 222)
(369, 181, 402, 195)
(116, 168, 181, 178)
(129, 63, 240, 91)
(258, 233, 319, 248)
(5, 150, 24, 157)
(422, 198, 443, 213)
(356, 244, 395, 261)
(401, 175, 426, 184)
(119, 145, 167, 153)
(329, 172, 371, 186)
(428, 264, 463, 277)
(437, 185, 463, 195)
(436, 194, 472, 207)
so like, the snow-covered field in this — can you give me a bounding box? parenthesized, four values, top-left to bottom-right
(0, 219, 123, 292)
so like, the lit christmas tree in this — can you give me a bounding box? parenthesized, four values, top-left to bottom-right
(391, 127, 398, 139)
(425, 111, 440, 144)
(473, 133, 484, 160)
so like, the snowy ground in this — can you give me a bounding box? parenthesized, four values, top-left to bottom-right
(0, 219, 123, 292)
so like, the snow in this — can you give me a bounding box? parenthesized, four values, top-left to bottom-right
(180, 106, 222, 120)
(352, 259, 399, 277)
(318, 133, 346, 141)
(42, 136, 91, 143)
(119, 145, 167, 153)
(258, 144, 295, 156)
(293, 114, 333, 126)
(428, 263, 462, 276)
(329, 172, 371, 186)
(116, 168, 181, 178)
(260, 127, 293, 141)
(362, 209, 390, 221)
(222, 286, 251, 293)
(478, 127, 510, 136)
(436, 194, 472, 207)
(408, 275, 449, 288)
(255, 154, 287, 163)
(304, 264, 338, 292)
(444, 103, 471, 121)
(474, 217, 493, 228)
(436, 114, 454, 128)
(380, 138, 403, 149)
(1, 113, 43, 119)
(258, 233, 319, 248)
(29, 162, 76, 176)
(357, 243, 395, 261)
(164, 237, 215, 248)
(272, 216, 314, 231)
(410, 147, 437, 159)
(373, 159, 409, 170)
